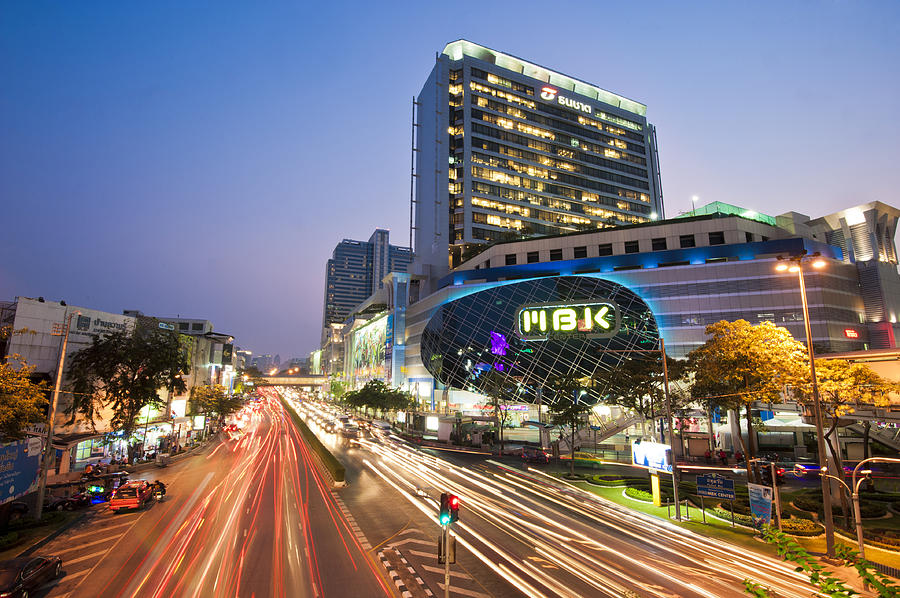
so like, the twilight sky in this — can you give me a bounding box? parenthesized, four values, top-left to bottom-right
(2, 1, 899, 360)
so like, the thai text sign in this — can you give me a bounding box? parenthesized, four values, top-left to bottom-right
(516, 301, 619, 341)
(696, 474, 736, 500)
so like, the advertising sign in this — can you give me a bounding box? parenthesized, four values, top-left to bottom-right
(516, 301, 620, 341)
(631, 441, 673, 473)
(696, 474, 736, 500)
(748, 483, 773, 525)
(0, 439, 42, 505)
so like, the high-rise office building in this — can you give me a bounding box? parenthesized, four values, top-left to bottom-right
(411, 39, 664, 290)
(321, 229, 412, 332)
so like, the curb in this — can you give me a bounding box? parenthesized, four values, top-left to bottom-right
(392, 547, 433, 597)
(16, 512, 87, 558)
(379, 549, 413, 598)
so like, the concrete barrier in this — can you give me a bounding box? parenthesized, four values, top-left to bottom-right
(278, 398, 346, 486)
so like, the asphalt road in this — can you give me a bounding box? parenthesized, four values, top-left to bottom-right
(31, 396, 393, 598)
(283, 394, 823, 598)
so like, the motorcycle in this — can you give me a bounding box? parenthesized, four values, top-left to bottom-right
(152, 482, 167, 502)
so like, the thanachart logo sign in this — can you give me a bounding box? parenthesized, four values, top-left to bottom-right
(539, 86, 592, 114)
(516, 301, 619, 340)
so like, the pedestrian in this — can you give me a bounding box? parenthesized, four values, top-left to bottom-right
(704, 449, 711, 464)
(734, 450, 743, 463)
(718, 449, 727, 465)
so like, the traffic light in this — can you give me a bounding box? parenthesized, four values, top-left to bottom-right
(439, 492, 460, 525)
(449, 493, 459, 523)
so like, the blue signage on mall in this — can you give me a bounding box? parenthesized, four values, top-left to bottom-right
(696, 474, 736, 500)
(0, 439, 42, 505)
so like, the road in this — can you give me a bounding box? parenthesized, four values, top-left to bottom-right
(31, 396, 393, 598)
(281, 392, 821, 598)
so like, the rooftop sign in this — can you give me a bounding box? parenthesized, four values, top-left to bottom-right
(516, 301, 619, 341)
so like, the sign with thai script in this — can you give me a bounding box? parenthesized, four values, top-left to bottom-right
(697, 474, 736, 500)
(539, 86, 593, 114)
(516, 301, 619, 340)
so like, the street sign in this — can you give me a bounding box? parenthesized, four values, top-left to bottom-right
(0, 439, 42, 505)
(696, 474, 735, 500)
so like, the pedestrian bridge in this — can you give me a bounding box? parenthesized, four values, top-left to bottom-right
(258, 375, 327, 388)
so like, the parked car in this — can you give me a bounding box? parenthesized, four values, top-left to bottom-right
(521, 446, 551, 464)
(109, 480, 153, 512)
(0, 555, 62, 598)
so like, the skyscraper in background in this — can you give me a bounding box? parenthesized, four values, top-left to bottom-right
(320, 229, 412, 334)
(411, 40, 664, 293)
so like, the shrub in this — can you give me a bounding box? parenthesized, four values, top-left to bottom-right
(863, 528, 900, 548)
(792, 496, 887, 519)
(588, 475, 628, 487)
(712, 506, 754, 526)
(625, 487, 654, 502)
(781, 518, 821, 536)
(717, 498, 751, 516)
(792, 496, 821, 514)
(0, 531, 19, 550)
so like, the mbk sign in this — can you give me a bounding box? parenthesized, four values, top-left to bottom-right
(540, 86, 592, 114)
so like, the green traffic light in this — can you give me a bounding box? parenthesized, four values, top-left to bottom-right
(440, 514, 450, 525)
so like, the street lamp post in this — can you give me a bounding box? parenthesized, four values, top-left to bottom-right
(691, 195, 699, 217)
(35, 310, 79, 521)
(775, 251, 835, 556)
(851, 457, 900, 559)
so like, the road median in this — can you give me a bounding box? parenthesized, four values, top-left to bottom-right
(278, 397, 346, 487)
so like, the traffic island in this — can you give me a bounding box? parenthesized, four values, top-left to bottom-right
(278, 397, 346, 487)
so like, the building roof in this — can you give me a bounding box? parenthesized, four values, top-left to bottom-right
(442, 39, 647, 117)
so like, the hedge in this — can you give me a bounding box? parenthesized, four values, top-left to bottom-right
(781, 518, 821, 536)
(793, 496, 888, 519)
(712, 506, 754, 526)
(0, 531, 19, 551)
(625, 487, 654, 502)
(279, 398, 346, 483)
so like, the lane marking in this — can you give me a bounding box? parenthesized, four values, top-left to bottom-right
(422, 565, 473, 580)
(436, 583, 490, 598)
(53, 537, 114, 557)
(64, 519, 134, 541)
(62, 549, 110, 567)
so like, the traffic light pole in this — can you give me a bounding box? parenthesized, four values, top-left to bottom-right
(443, 524, 450, 598)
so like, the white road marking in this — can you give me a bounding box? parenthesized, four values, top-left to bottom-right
(62, 549, 110, 566)
(422, 564, 472, 580)
(436, 583, 490, 598)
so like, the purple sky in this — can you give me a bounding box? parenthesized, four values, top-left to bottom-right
(2, 1, 899, 359)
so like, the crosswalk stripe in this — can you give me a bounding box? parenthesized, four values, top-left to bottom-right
(64, 520, 133, 541)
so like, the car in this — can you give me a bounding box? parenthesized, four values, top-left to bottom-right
(0, 555, 62, 598)
(340, 425, 359, 438)
(521, 446, 551, 464)
(109, 480, 153, 512)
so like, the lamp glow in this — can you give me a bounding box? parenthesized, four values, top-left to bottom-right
(775, 263, 789, 271)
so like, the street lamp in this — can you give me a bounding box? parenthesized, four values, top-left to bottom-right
(850, 457, 900, 559)
(691, 195, 700, 217)
(775, 251, 834, 556)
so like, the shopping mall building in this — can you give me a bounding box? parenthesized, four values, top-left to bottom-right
(341, 201, 900, 423)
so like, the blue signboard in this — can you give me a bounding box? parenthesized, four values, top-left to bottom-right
(631, 441, 672, 473)
(696, 474, 736, 500)
(748, 483, 774, 526)
(0, 438, 42, 505)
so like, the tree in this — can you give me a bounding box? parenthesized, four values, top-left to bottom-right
(546, 373, 593, 477)
(343, 380, 412, 419)
(478, 368, 518, 455)
(687, 320, 807, 468)
(234, 366, 265, 395)
(190, 384, 243, 420)
(329, 376, 346, 400)
(0, 355, 48, 441)
(66, 326, 189, 445)
(592, 353, 688, 442)
(806, 358, 898, 527)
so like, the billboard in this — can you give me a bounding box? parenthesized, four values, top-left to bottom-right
(748, 483, 773, 526)
(631, 441, 673, 473)
(0, 438, 42, 505)
(349, 314, 388, 384)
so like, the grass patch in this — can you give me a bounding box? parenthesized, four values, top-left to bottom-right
(0, 511, 81, 561)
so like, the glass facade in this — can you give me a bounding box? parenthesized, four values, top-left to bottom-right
(419, 276, 658, 403)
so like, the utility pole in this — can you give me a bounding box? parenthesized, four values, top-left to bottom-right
(35, 310, 78, 521)
(660, 338, 681, 521)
